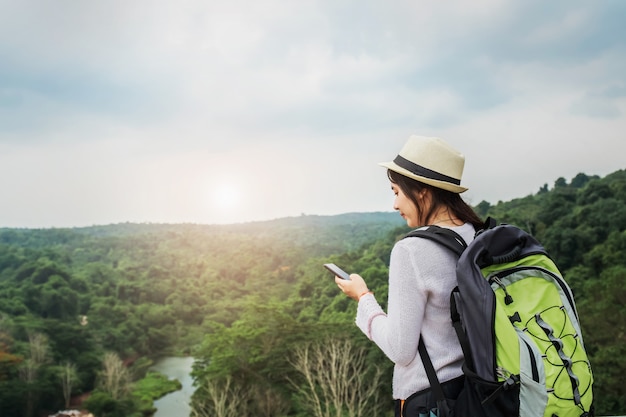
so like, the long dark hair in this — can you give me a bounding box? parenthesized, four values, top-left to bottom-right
(388, 169, 483, 230)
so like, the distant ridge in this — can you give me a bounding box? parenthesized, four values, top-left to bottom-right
(1, 211, 403, 235)
(0, 211, 407, 253)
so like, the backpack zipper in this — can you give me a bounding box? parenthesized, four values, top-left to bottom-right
(490, 276, 514, 304)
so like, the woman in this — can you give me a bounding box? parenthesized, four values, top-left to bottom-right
(335, 135, 483, 417)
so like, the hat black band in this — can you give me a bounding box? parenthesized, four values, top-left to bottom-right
(393, 155, 461, 185)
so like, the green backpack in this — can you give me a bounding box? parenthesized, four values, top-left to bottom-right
(406, 219, 594, 417)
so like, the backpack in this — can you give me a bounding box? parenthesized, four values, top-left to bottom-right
(405, 218, 594, 417)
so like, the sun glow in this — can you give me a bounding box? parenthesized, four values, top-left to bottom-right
(211, 184, 243, 210)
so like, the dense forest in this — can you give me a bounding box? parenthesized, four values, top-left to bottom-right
(0, 170, 625, 417)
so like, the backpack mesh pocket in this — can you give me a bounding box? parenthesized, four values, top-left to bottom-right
(453, 365, 520, 417)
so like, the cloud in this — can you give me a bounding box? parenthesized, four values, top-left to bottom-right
(569, 81, 626, 119)
(0, 0, 625, 227)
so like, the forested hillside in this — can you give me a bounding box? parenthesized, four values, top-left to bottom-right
(0, 212, 404, 416)
(1, 171, 625, 417)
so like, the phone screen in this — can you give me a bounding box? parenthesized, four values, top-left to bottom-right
(323, 263, 351, 280)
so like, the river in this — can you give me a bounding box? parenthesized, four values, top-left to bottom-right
(149, 357, 195, 417)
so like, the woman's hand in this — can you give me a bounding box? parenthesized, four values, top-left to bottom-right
(335, 273, 370, 301)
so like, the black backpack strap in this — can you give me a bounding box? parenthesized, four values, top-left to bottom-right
(418, 336, 447, 404)
(408, 226, 467, 406)
(410, 220, 500, 410)
(404, 225, 467, 257)
(450, 288, 474, 369)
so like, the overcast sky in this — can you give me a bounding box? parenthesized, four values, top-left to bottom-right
(1, 0, 625, 228)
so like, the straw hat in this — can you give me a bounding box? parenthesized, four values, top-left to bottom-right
(379, 135, 468, 193)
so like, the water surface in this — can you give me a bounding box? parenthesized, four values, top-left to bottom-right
(150, 357, 195, 417)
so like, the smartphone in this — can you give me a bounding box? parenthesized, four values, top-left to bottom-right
(323, 263, 351, 280)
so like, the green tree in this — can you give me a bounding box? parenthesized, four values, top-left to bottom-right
(84, 391, 118, 416)
(555, 177, 568, 188)
(570, 173, 595, 189)
(578, 265, 626, 414)
(192, 301, 326, 417)
(83, 390, 137, 417)
(475, 200, 491, 218)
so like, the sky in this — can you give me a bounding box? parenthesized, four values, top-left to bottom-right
(1, 0, 625, 228)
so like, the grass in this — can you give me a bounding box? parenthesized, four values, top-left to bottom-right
(132, 371, 182, 416)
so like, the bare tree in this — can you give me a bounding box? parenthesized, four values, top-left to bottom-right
(19, 332, 49, 381)
(251, 384, 291, 417)
(289, 338, 387, 417)
(191, 375, 250, 417)
(59, 361, 79, 408)
(98, 352, 131, 400)
(19, 332, 50, 417)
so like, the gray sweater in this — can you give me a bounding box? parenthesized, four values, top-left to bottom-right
(356, 222, 475, 400)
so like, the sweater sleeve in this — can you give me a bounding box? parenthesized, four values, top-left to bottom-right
(355, 240, 426, 366)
